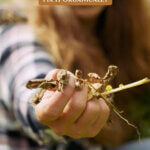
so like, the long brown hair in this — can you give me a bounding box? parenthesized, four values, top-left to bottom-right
(26, 5, 108, 76)
(98, 0, 150, 82)
(26, 0, 150, 83)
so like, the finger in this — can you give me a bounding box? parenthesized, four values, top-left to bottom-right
(40, 69, 60, 98)
(50, 84, 88, 130)
(41, 69, 76, 102)
(87, 99, 110, 137)
(68, 99, 100, 138)
(45, 69, 59, 80)
(35, 74, 75, 123)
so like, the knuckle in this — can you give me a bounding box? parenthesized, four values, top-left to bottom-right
(89, 131, 98, 138)
(52, 127, 64, 135)
(35, 112, 44, 123)
(87, 101, 100, 114)
(88, 128, 101, 138)
(69, 101, 85, 112)
(94, 105, 101, 114)
(35, 106, 46, 123)
(41, 107, 59, 121)
(68, 77, 76, 90)
(60, 90, 71, 99)
(68, 80, 75, 90)
(35, 105, 59, 123)
(47, 110, 59, 121)
(60, 83, 74, 97)
(66, 74, 75, 86)
(68, 127, 82, 139)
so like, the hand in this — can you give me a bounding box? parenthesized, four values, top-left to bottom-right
(35, 69, 110, 138)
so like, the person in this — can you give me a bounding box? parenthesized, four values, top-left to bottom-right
(0, 0, 150, 149)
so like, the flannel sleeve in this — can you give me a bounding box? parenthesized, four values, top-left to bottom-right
(0, 24, 66, 145)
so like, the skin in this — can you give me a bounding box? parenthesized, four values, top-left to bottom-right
(35, 69, 110, 138)
(72, 6, 106, 19)
(35, 7, 109, 139)
(73, 6, 107, 42)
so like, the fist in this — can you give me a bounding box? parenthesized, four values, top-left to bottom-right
(35, 69, 110, 138)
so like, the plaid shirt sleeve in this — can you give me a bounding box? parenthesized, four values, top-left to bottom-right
(0, 23, 66, 145)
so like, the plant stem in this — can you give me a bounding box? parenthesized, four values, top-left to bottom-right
(101, 78, 150, 96)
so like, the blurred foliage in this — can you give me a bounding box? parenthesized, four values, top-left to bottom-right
(129, 90, 150, 138)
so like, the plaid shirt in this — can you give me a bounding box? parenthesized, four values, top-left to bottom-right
(0, 21, 103, 150)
